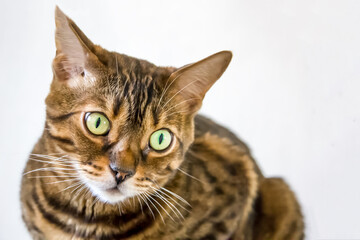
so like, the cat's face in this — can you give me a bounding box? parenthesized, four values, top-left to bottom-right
(45, 7, 231, 204)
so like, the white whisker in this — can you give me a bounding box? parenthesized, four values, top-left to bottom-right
(143, 192, 165, 223)
(46, 178, 80, 184)
(159, 187, 191, 207)
(116, 203, 122, 215)
(150, 186, 190, 213)
(139, 193, 155, 220)
(23, 167, 77, 176)
(166, 110, 191, 118)
(70, 182, 84, 194)
(155, 73, 183, 112)
(177, 168, 205, 184)
(58, 181, 82, 193)
(162, 98, 201, 114)
(136, 195, 144, 214)
(28, 175, 79, 179)
(28, 158, 75, 167)
(144, 191, 175, 222)
(72, 184, 87, 200)
(161, 80, 199, 110)
(90, 196, 100, 209)
(153, 190, 184, 221)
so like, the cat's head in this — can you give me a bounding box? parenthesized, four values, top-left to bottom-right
(45, 7, 232, 204)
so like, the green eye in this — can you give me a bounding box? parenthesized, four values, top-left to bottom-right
(85, 112, 110, 135)
(149, 129, 172, 151)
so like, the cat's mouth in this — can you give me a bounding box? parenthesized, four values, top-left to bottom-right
(83, 176, 139, 204)
(107, 187, 120, 192)
(91, 185, 129, 204)
(102, 183, 138, 200)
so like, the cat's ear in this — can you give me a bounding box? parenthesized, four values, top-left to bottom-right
(166, 51, 232, 113)
(52, 6, 97, 83)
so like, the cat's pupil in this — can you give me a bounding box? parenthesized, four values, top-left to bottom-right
(95, 117, 101, 128)
(159, 133, 164, 145)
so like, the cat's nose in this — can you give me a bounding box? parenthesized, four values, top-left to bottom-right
(110, 165, 134, 185)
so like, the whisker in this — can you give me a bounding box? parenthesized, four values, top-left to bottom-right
(90, 196, 100, 209)
(144, 190, 176, 222)
(161, 97, 201, 113)
(115, 54, 119, 77)
(58, 181, 82, 193)
(136, 195, 144, 214)
(177, 168, 205, 184)
(155, 73, 183, 112)
(139, 193, 155, 220)
(28, 158, 74, 167)
(30, 153, 69, 160)
(69, 182, 84, 194)
(153, 191, 184, 221)
(127, 198, 133, 209)
(29, 154, 77, 164)
(33, 153, 66, 156)
(132, 197, 136, 209)
(28, 175, 79, 179)
(150, 186, 190, 213)
(23, 167, 77, 176)
(29, 159, 77, 167)
(72, 184, 87, 200)
(166, 110, 191, 118)
(116, 203, 122, 215)
(143, 192, 165, 224)
(159, 187, 191, 207)
(46, 178, 80, 184)
(84, 187, 92, 199)
(161, 80, 199, 110)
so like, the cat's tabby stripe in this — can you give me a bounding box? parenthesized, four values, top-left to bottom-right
(113, 94, 122, 116)
(33, 184, 157, 239)
(46, 112, 75, 122)
(46, 131, 74, 146)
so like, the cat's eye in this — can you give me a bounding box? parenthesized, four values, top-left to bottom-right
(85, 112, 110, 136)
(149, 129, 172, 151)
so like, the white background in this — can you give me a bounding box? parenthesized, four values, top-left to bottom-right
(0, 0, 359, 239)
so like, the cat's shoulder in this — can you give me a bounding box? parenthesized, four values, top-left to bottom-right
(194, 114, 250, 153)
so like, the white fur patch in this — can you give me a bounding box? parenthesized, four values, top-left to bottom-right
(113, 139, 127, 153)
(68, 70, 97, 88)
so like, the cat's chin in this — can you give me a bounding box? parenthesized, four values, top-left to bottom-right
(97, 188, 128, 204)
(87, 183, 138, 204)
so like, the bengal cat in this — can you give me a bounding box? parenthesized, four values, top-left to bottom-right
(20, 7, 304, 240)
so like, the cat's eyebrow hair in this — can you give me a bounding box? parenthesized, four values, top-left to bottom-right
(46, 112, 75, 122)
(113, 80, 130, 116)
(152, 104, 159, 125)
(113, 95, 122, 116)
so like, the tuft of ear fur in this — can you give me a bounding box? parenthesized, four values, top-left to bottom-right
(53, 6, 96, 82)
(167, 51, 232, 113)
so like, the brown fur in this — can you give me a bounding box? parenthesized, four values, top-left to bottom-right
(20, 7, 304, 240)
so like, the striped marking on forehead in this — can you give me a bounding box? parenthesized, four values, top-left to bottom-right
(112, 73, 158, 126)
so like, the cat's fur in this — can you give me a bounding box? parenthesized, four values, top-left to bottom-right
(20, 7, 304, 240)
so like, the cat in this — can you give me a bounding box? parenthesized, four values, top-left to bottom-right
(20, 6, 304, 240)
